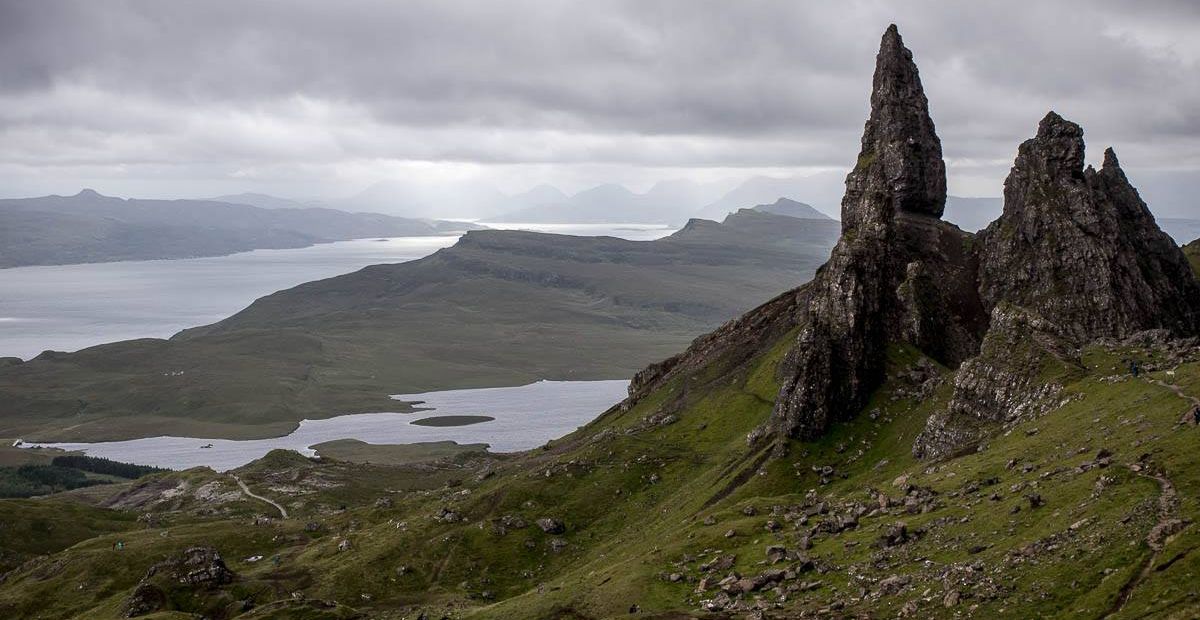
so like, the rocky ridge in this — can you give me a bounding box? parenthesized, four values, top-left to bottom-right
(624, 25, 1200, 461)
(915, 113, 1200, 458)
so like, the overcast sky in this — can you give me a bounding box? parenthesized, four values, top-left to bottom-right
(1, 0, 1198, 216)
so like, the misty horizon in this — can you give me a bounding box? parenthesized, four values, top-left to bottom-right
(2, 1, 1199, 217)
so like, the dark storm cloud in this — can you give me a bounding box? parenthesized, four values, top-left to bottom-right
(0, 0, 1197, 214)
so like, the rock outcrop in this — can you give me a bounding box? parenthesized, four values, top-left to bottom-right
(120, 546, 235, 617)
(622, 25, 1198, 463)
(977, 112, 1200, 340)
(914, 113, 1200, 459)
(758, 25, 985, 447)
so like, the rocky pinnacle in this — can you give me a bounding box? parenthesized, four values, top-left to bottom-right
(842, 24, 946, 234)
(977, 111, 1200, 341)
(759, 26, 981, 448)
(914, 111, 1200, 459)
(627, 26, 1195, 462)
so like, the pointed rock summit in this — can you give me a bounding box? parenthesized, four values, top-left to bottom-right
(843, 24, 946, 233)
(977, 111, 1200, 341)
(916, 111, 1200, 459)
(759, 26, 983, 447)
(623, 26, 1197, 466)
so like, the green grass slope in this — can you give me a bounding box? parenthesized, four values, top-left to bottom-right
(3, 319, 1198, 618)
(0, 211, 838, 442)
(1184, 238, 1199, 278)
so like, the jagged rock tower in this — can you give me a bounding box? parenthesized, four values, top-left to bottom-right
(624, 25, 1198, 463)
(978, 112, 1200, 340)
(914, 112, 1200, 458)
(757, 25, 985, 448)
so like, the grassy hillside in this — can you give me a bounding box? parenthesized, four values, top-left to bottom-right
(1185, 238, 1199, 277)
(1, 316, 1197, 618)
(0, 210, 838, 441)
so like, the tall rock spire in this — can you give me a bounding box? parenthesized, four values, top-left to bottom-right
(757, 26, 982, 447)
(842, 24, 946, 234)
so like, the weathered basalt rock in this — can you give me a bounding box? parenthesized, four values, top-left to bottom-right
(914, 112, 1200, 458)
(621, 26, 1198, 467)
(977, 112, 1200, 340)
(620, 26, 985, 450)
(760, 25, 984, 447)
(914, 304, 1074, 460)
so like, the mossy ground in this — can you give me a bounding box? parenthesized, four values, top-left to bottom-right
(2, 332, 1199, 619)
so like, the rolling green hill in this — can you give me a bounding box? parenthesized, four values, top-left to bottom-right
(1, 317, 1198, 618)
(0, 209, 838, 441)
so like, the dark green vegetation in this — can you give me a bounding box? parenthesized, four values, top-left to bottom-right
(0, 209, 838, 441)
(409, 416, 495, 427)
(5, 23, 1198, 620)
(1185, 238, 1199, 277)
(0, 464, 106, 498)
(0, 189, 479, 268)
(50, 455, 167, 479)
(0, 453, 167, 498)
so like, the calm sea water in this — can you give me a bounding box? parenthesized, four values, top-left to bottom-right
(0, 223, 675, 359)
(24, 380, 630, 471)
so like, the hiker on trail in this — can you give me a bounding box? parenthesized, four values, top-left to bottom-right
(1130, 360, 1140, 378)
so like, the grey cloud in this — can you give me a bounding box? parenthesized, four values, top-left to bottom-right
(0, 0, 1197, 216)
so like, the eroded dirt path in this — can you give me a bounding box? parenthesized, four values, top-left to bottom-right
(232, 474, 288, 519)
(1146, 376, 1200, 411)
(1102, 466, 1182, 618)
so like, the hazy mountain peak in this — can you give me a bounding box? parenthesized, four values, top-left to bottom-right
(574, 183, 635, 198)
(509, 184, 568, 205)
(752, 197, 832, 220)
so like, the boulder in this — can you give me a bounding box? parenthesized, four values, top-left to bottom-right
(536, 517, 565, 534)
(121, 583, 166, 618)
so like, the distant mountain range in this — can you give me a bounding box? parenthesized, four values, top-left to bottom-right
(324, 174, 845, 224)
(5, 184, 1186, 270)
(489, 176, 843, 225)
(0, 190, 482, 268)
(207, 192, 327, 210)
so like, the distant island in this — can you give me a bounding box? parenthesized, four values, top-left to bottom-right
(0, 189, 482, 268)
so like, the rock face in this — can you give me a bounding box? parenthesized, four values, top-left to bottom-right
(914, 113, 1200, 459)
(977, 112, 1200, 340)
(758, 25, 984, 446)
(622, 25, 1198, 463)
